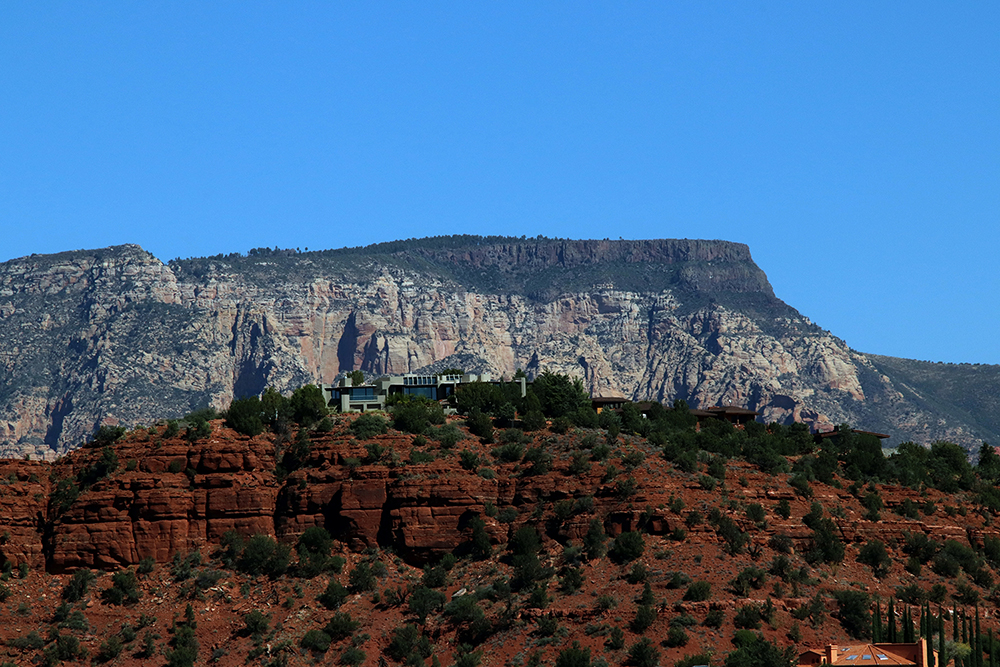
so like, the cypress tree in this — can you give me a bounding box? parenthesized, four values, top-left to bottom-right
(873, 599, 882, 643)
(955, 606, 960, 641)
(888, 598, 898, 643)
(976, 606, 983, 667)
(989, 628, 995, 667)
(940, 609, 946, 667)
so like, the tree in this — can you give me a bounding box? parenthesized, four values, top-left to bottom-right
(531, 370, 590, 418)
(858, 540, 892, 578)
(609, 531, 644, 563)
(555, 642, 592, 667)
(290, 384, 329, 425)
(627, 637, 660, 667)
(348, 370, 365, 386)
(226, 396, 264, 436)
(261, 387, 293, 429)
(834, 589, 871, 640)
(724, 633, 796, 667)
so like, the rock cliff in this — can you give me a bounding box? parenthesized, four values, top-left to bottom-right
(1, 237, 996, 459)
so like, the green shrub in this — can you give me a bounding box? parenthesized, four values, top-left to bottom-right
(684, 580, 711, 602)
(858, 539, 891, 578)
(704, 608, 725, 627)
(62, 568, 96, 602)
(608, 531, 644, 563)
(348, 562, 376, 592)
(627, 637, 660, 667)
(300, 629, 332, 653)
(325, 612, 360, 641)
(243, 610, 270, 639)
(409, 586, 445, 623)
(554, 641, 591, 667)
(339, 646, 366, 665)
(492, 442, 524, 463)
(237, 534, 290, 577)
(102, 569, 141, 605)
(225, 396, 264, 436)
(351, 414, 388, 439)
(665, 625, 689, 647)
(832, 589, 870, 639)
(630, 605, 656, 633)
(733, 604, 762, 630)
(318, 580, 348, 609)
(385, 624, 431, 663)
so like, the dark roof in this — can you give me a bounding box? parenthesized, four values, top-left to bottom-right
(816, 429, 890, 440)
(591, 396, 628, 405)
(704, 406, 761, 416)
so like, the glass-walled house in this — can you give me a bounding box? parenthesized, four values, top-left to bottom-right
(320, 372, 526, 413)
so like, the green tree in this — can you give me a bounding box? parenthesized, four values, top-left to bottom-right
(260, 387, 292, 428)
(290, 384, 329, 425)
(609, 530, 645, 563)
(531, 371, 590, 418)
(226, 396, 264, 436)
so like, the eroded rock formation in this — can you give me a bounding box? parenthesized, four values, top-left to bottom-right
(1, 238, 996, 459)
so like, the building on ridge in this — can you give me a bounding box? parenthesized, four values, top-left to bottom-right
(798, 640, 938, 666)
(319, 372, 527, 413)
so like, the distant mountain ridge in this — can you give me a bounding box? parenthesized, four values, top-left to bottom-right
(1, 236, 997, 459)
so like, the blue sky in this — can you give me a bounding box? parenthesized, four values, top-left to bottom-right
(1, 4, 997, 363)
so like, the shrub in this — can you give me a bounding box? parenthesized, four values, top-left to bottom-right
(607, 626, 625, 650)
(62, 567, 96, 602)
(492, 442, 525, 463)
(631, 605, 656, 633)
(300, 629, 332, 653)
(243, 610, 270, 639)
(349, 562, 377, 592)
(684, 580, 711, 602)
(704, 608, 725, 627)
(409, 586, 445, 623)
(832, 589, 870, 639)
(433, 424, 464, 448)
(724, 633, 797, 667)
(626, 562, 648, 584)
(351, 414, 387, 439)
(745, 503, 766, 524)
(325, 612, 360, 641)
(465, 410, 494, 441)
(290, 384, 328, 425)
(237, 534, 290, 577)
(627, 637, 660, 667)
(609, 531, 644, 563)
(665, 625, 689, 647)
(857, 539, 892, 578)
(459, 450, 481, 471)
(769, 533, 793, 553)
(522, 410, 547, 432)
(775, 499, 791, 519)
(555, 641, 592, 667)
(385, 624, 432, 663)
(318, 580, 348, 609)
(733, 604, 762, 630)
(340, 646, 366, 665)
(226, 396, 264, 436)
(583, 519, 606, 560)
(103, 569, 141, 605)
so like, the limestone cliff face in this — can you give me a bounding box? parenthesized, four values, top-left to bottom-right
(0, 238, 994, 458)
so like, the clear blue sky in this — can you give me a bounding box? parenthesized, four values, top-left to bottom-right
(1, 4, 997, 363)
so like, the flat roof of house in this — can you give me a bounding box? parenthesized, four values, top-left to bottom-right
(816, 429, 891, 440)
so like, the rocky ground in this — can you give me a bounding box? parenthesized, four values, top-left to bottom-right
(0, 414, 997, 665)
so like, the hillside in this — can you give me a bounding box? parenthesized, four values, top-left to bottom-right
(1, 406, 1000, 666)
(1, 236, 999, 459)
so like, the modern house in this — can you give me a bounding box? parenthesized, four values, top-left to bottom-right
(798, 640, 938, 666)
(319, 373, 527, 413)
